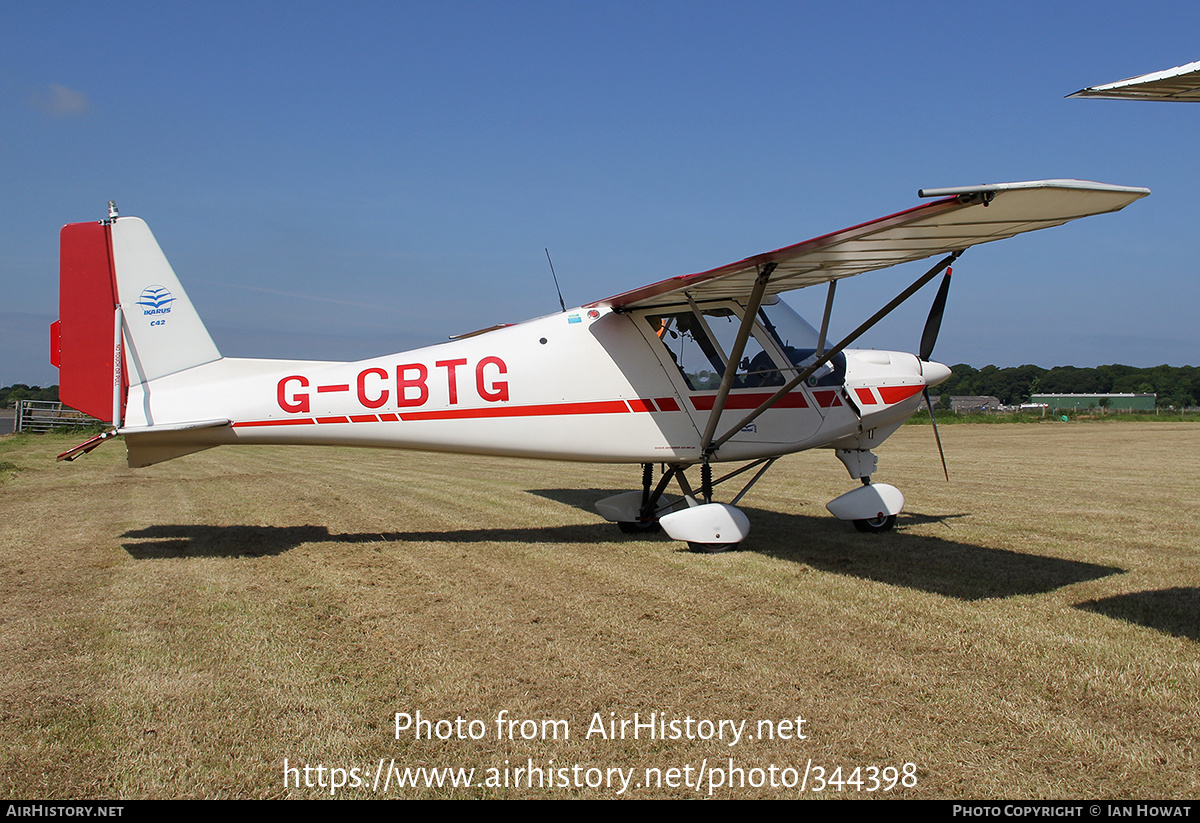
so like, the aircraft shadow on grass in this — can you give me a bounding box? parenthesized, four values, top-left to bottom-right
(122, 487, 1122, 604)
(528, 489, 1123, 602)
(122, 524, 331, 559)
(1075, 588, 1200, 642)
(119, 521, 630, 561)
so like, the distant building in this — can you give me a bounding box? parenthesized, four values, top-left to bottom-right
(1030, 393, 1156, 411)
(949, 395, 1001, 413)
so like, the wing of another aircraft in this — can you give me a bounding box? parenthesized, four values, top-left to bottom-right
(592, 180, 1148, 310)
(1068, 61, 1200, 101)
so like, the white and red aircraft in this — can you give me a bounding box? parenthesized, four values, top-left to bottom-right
(51, 180, 1147, 551)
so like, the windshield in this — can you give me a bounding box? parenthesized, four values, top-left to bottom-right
(756, 297, 846, 387)
(642, 297, 847, 391)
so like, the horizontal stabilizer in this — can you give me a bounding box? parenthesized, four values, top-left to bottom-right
(117, 418, 231, 435)
(120, 418, 234, 468)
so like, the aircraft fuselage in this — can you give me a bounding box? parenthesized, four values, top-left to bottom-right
(121, 298, 943, 469)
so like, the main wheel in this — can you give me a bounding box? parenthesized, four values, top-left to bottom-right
(688, 541, 738, 553)
(853, 514, 896, 533)
(618, 520, 661, 535)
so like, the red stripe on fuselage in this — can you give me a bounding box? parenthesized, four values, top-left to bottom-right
(232, 399, 635, 428)
(877, 384, 924, 404)
(689, 392, 809, 411)
(233, 418, 316, 427)
(811, 390, 843, 408)
(399, 400, 628, 421)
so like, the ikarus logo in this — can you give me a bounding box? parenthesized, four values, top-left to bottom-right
(137, 285, 175, 321)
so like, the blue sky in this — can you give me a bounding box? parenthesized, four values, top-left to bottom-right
(3, 1, 1198, 386)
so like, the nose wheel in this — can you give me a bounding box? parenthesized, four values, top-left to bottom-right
(827, 481, 904, 533)
(853, 513, 897, 533)
(688, 541, 733, 553)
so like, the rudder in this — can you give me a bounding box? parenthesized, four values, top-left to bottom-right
(53, 220, 121, 422)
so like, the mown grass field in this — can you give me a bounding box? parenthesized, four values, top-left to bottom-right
(1, 423, 1197, 799)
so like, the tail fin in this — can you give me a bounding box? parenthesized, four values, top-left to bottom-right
(52, 214, 220, 424)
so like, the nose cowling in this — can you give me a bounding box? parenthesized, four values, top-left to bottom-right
(920, 359, 952, 388)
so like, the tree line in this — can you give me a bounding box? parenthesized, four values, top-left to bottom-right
(1, 384, 59, 408)
(937, 364, 1200, 409)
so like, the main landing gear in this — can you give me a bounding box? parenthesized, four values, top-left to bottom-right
(596, 460, 773, 553)
(597, 450, 906, 552)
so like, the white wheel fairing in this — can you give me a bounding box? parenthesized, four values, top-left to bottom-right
(659, 503, 750, 545)
(825, 483, 904, 522)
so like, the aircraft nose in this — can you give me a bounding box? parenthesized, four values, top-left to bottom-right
(920, 359, 952, 388)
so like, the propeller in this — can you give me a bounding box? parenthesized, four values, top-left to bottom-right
(919, 266, 952, 362)
(919, 267, 952, 480)
(922, 387, 949, 481)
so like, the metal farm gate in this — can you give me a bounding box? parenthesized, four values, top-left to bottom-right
(14, 400, 101, 433)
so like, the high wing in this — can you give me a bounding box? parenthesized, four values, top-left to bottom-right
(590, 180, 1148, 310)
(1068, 61, 1200, 101)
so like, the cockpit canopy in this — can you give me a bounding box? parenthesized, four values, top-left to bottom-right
(642, 296, 846, 392)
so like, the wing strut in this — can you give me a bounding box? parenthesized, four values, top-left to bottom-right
(816, 280, 836, 357)
(698, 262, 777, 455)
(706, 250, 961, 457)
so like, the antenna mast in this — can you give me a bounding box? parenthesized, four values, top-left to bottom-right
(545, 248, 567, 313)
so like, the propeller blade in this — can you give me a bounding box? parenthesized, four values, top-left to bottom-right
(923, 388, 949, 481)
(919, 267, 952, 362)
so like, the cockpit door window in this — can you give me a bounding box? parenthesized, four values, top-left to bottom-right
(644, 305, 783, 391)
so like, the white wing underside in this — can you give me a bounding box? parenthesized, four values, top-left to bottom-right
(591, 180, 1148, 310)
(1068, 61, 1200, 101)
